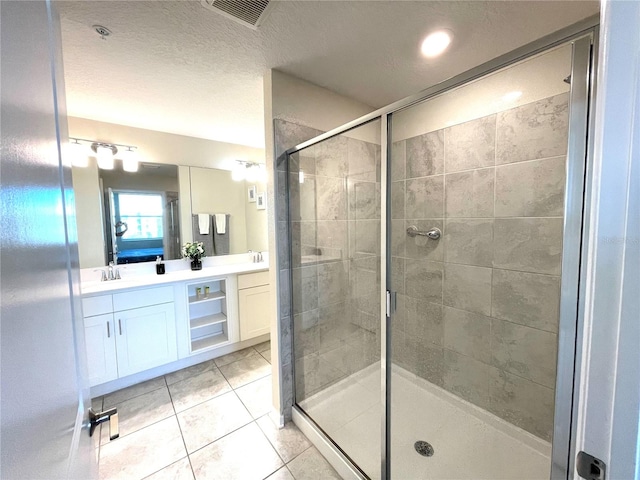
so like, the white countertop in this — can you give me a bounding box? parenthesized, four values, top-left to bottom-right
(81, 261, 269, 296)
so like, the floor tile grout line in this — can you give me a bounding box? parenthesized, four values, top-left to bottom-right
(283, 444, 314, 468)
(98, 409, 176, 448)
(164, 359, 219, 387)
(231, 372, 272, 392)
(102, 384, 166, 408)
(139, 456, 190, 480)
(184, 417, 257, 457)
(284, 464, 297, 480)
(254, 414, 289, 467)
(251, 418, 289, 474)
(165, 378, 197, 480)
(171, 386, 234, 416)
(214, 347, 264, 369)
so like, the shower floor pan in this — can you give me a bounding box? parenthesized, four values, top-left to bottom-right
(298, 363, 551, 480)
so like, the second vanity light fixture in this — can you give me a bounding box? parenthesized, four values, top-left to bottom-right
(232, 160, 266, 182)
(69, 138, 139, 172)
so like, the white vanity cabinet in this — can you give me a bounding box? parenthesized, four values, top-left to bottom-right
(82, 286, 177, 387)
(114, 303, 177, 377)
(83, 312, 118, 386)
(238, 271, 271, 341)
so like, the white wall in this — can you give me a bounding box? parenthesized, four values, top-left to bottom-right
(100, 168, 179, 193)
(392, 44, 571, 141)
(270, 69, 377, 144)
(244, 179, 268, 252)
(68, 117, 264, 170)
(189, 167, 248, 255)
(575, 2, 640, 479)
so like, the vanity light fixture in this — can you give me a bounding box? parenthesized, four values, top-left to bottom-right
(69, 138, 139, 171)
(231, 160, 265, 182)
(421, 30, 453, 58)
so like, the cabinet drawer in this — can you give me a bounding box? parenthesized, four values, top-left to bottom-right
(113, 286, 174, 312)
(82, 295, 113, 317)
(238, 271, 269, 289)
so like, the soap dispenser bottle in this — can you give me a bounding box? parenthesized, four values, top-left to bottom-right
(155, 256, 165, 275)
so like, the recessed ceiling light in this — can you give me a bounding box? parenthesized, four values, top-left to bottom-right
(421, 30, 453, 58)
(502, 91, 523, 102)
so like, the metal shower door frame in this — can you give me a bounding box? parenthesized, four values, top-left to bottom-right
(286, 17, 598, 480)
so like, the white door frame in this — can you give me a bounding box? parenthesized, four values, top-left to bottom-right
(574, 1, 640, 478)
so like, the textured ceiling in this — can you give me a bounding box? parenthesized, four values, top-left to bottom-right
(58, 0, 598, 148)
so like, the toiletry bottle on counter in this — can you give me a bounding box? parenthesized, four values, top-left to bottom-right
(155, 256, 165, 275)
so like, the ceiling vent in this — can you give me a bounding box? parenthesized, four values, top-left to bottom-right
(200, 0, 273, 29)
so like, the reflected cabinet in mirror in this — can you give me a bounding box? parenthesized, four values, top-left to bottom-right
(72, 160, 268, 269)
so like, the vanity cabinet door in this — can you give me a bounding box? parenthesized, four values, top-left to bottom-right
(84, 313, 118, 387)
(114, 303, 177, 377)
(238, 284, 271, 341)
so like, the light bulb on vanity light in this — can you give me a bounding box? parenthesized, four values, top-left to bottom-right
(95, 144, 115, 170)
(69, 139, 88, 167)
(246, 164, 259, 183)
(232, 160, 245, 181)
(258, 164, 267, 183)
(121, 148, 138, 172)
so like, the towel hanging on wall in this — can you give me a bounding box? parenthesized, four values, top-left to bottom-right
(197, 213, 210, 235)
(191, 215, 214, 256)
(214, 214, 227, 234)
(213, 214, 230, 255)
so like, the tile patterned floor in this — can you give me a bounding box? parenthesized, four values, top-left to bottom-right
(93, 341, 341, 480)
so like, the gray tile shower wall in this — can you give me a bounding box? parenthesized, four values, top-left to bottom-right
(275, 120, 325, 421)
(275, 119, 382, 417)
(391, 93, 569, 441)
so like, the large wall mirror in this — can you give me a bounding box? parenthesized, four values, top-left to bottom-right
(72, 154, 268, 269)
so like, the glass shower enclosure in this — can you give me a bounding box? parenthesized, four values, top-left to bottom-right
(286, 24, 595, 480)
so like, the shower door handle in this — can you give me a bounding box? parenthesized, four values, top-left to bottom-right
(407, 225, 441, 239)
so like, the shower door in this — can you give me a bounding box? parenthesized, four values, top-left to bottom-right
(387, 37, 592, 479)
(289, 119, 383, 479)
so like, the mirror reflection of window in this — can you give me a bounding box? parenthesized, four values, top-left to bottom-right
(112, 191, 166, 264)
(117, 193, 164, 239)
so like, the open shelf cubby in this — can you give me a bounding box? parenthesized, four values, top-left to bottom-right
(187, 278, 228, 353)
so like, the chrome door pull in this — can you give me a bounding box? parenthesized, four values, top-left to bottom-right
(89, 407, 119, 440)
(106, 321, 110, 338)
(118, 319, 122, 335)
(407, 225, 441, 239)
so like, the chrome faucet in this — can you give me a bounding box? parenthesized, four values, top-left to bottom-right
(248, 251, 263, 263)
(94, 269, 108, 282)
(94, 262, 121, 282)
